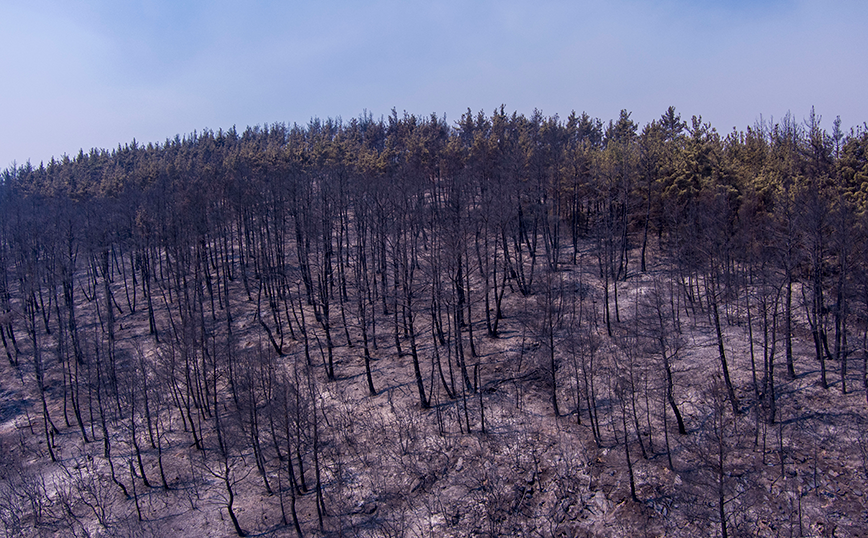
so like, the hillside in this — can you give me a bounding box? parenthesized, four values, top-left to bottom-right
(1, 109, 868, 537)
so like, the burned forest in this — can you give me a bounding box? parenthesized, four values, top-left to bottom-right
(1, 107, 868, 537)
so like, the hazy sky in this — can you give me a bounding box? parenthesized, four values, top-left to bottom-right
(1, 0, 866, 168)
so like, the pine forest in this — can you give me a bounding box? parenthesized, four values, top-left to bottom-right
(1, 106, 868, 537)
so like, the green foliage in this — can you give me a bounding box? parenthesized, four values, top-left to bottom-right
(1, 107, 863, 264)
(839, 128, 868, 210)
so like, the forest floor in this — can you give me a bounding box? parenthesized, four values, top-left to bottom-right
(2, 247, 868, 537)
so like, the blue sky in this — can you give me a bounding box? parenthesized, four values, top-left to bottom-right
(1, 0, 866, 168)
